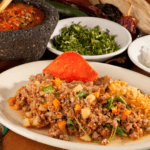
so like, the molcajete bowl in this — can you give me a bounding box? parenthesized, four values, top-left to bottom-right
(0, 0, 59, 62)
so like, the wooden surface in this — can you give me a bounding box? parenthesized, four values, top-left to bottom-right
(1, 50, 150, 150)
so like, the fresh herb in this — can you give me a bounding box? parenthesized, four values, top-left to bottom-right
(55, 91, 59, 96)
(77, 91, 90, 99)
(117, 118, 121, 122)
(116, 127, 127, 137)
(74, 116, 91, 140)
(41, 84, 54, 94)
(104, 97, 114, 110)
(113, 95, 131, 110)
(52, 23, 119, 55)
(44, 100, 47, 103)
(105, 123, 111, 129)
(109, 127, 116, 141)
(67, 117, 74, 129)
(92, 140, 101, 143)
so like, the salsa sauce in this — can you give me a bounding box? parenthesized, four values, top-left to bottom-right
(0, 2, 45, 31)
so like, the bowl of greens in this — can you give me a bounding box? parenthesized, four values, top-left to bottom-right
(47, 17, 132, 62)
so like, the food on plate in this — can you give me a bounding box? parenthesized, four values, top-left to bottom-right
(8, 52, 150, 145)
(140, 45, 150, 68)
(52, 23, 119, 55)
(43, 51, 98, 82)
(0, 2, 45, 31)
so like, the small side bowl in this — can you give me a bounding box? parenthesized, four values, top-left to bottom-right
(47, 17, 132, 62)
(0, 0, 59, 62)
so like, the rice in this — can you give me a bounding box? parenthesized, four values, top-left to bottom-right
(141, 45, 150, 68)
(108, 80, 150, 119)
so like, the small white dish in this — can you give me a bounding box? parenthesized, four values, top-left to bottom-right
(128, 35, 150, 73)
(47, 17, 132, 62)
(0, 60, 150, 150)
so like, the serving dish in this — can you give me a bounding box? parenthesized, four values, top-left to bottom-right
(47, 17, 132, 62)
(0, 60, 150, 150)
(128, 35, 150, 73)
(0, 0, 59, 62)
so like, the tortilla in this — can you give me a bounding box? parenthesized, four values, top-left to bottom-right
(43, 51, 98, 82)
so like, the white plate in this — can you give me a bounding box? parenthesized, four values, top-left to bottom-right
(0, 60, 150, 150)
(128, 35, 150, 73)
(47, 17, 132, 62)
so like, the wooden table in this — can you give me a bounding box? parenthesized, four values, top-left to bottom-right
(1, 50, 150, 150)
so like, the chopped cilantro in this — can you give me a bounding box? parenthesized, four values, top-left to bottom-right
(41, 84, 54, 94)
(52, 23, 119, 55)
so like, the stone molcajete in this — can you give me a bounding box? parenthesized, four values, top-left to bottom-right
(0, 0, 59, 62)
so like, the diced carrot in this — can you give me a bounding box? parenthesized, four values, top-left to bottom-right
(54, 78, 61, 87)
(52, 98, 60, 110)
(99, 113, 103, 120)
(13, 104, 20, 110)
(105, 93, 110, 99)
(93, 92, 99, 98)
(58, 120, 66, 131)
(43, 103, 48, 108)
(15, 88, 22, 94)
(121, 110, 131, 121)
(75, 104, 81, 113)
(111, 106, 118, 114)
(8, 97, 15, 106)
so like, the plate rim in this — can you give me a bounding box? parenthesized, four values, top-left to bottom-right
(128, 35, 150, 73)
(47, 16, 132, 60)
(0, 60, 150, 150)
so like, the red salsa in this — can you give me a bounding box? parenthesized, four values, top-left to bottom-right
(0, 2, 45, 31)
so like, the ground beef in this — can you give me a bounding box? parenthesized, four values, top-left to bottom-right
(9, 72, 150, 144)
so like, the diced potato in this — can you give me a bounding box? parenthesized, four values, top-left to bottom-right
(40, 91, 45, 96)
(58, 120, 66, 131)
(25, 112, 32, 118)
(8, 97, 15, 106)
(73, 84, 83, 92)
(75, 104, 81, 113)
(32, 118, 40, 126)
(70, 96, 75, 102)
(39, 104, 47, 111)
(81, 107, 91, 119)
(52, 99, 60, 110)
(86, 94, 95, 103)
(30, 118, 34, 125)
(35, 81, 40, 85)
(93, 92, 99, 98)
(23, 118, 31, 127)
(54, 78, 61, 87)
(146, 127, 150, 132)
(80, 134, 91, 142)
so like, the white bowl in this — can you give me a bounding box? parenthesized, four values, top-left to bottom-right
(128, 35, 150, 73)
(47, 17, 132, 62)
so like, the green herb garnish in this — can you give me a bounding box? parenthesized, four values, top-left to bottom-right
(104, 97, 114, 110)
(44, 100, 47, 103)
(67, 117, 74, 129)
(41, 84, 54, 94)
(52, 23, 119, 55)
(105, 123, 111, 129)
(77, 91, 90, 99)
(55, 91, 59, 96)
(109, 128, 116, 141)
(113, 95, 131, 110)
(116, 127, 127, 137)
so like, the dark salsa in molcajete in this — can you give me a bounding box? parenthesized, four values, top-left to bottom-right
(0, 2, 45, 31)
